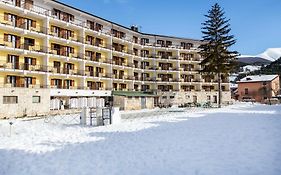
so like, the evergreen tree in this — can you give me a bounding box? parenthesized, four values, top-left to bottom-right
(199, 3, 239, 108)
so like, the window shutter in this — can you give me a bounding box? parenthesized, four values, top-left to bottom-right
(4, 34, 8, 42)
(4, 13, 8, 21)
(31, 58, 36, 65)
(6, 76, 10, 83)
(19, 17, 24, 27)
(32, 78, 36, 85)
(51, 79, 54, 86)
(31, 20, 36, 28)
(16, 77, 21, 87)
(51, 44, 55, 50)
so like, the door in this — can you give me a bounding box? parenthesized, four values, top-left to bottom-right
(119, 71, 124, 79)
(88, 66, 94, 76)
(193, 96, 197, 104)
(24, 57, 36, 70)
(7, 75, 17, 87)
(24, 38, 35, 50)
(15, 0, 21, 7)
(7, 55, 19, 69)
(54, 61, 61, 73)
(7, 35, 18, 48)
(64, 63, 74, 74)
(141, 97, 146, 109)
(24, 77, 32, 88)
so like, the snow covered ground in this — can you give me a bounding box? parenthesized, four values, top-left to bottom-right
(0, 103, 281, 175)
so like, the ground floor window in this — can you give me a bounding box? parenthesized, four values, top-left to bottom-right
(32, 96, 41, 103)
(3, 96, 18, 104)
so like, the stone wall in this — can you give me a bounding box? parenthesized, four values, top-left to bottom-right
(158, 91, 232, 106)
(113, 96, 155, 111)
(0, 88, 50, 119)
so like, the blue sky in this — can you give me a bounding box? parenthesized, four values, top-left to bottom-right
(59, 0, 281, 55)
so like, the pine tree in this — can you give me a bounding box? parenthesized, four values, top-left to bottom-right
(199, 3, 239, 108)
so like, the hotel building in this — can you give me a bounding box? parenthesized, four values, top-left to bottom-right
(0, 0, 231, 118)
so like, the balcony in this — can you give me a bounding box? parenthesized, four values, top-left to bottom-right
(1, 83, 41, 89)
(0, 39, 47, 54)
(1, 0, 51, 16)
(87, 86, 105, 91)
(48, 67, 84, 76)
(0, 62, 47, 72)
(51, 13, 84, 28)
(49, 32, 82, 43)
(50, 85, 85, 90)
(0, 16, 47, 34)
(49, 49, 82, 59)
(84, 39, 111, 50)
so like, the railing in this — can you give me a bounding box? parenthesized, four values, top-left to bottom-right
(0, 61, 47, 72)
(1, 0, 51, 16)
(49, 31, 83, 43)
(84, 39, 112, 50)
(140, 42, 199, 51)
(50, 14, 85, 28)
(85, 24, 111, 36)
(0, 1, 201, 53)
(0, 61, 87, 76)
(45, 85, 87, 90)
(0, 82, 42, 88)
(49, 49, 84, 59)
(180, 57, 202, 62)
(86, 86, 105, 91)
(0, 39, 48, 53)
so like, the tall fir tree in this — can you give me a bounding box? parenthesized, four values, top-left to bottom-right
(200, 3, 239, 108)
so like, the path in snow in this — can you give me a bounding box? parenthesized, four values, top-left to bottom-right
(0, 103, 281, 175)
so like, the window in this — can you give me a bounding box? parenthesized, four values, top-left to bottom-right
(24, 38, 35, 46)
(245, 88, 249, 95)
(141, 38, 149, 45)
(170, 96, 175, 99)
(213, 96, 217, 103)
(3, 96, 18, 104)
(32, 96, 41, 103)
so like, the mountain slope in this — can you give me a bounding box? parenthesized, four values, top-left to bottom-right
(239, 48, 281, 63)
(257, 48, 281, 62)
(237, 56, 271, 64)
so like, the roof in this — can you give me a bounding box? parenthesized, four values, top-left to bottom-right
(238, 75, 279, 83)
(51, 0, 200, 42)
(112, 91, 157, 97)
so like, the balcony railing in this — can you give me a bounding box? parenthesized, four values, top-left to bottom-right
(0, 82, 42, 88)
(0, 1, 201, 53)
(0, 62, 48, 72)
(0, 39, 48, 53)
(1, 0, 51, 16)
(49, 49, 84, 59)
(86, 86, 105, 91)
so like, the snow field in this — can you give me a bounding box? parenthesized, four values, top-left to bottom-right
(0, 103, 281, 175)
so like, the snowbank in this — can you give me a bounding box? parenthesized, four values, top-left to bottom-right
(0, 103, 281, 175)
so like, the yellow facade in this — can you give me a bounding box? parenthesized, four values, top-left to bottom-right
(0, 0, 231, 93)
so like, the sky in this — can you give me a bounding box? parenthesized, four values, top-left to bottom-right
(59, 0, 281, 55)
